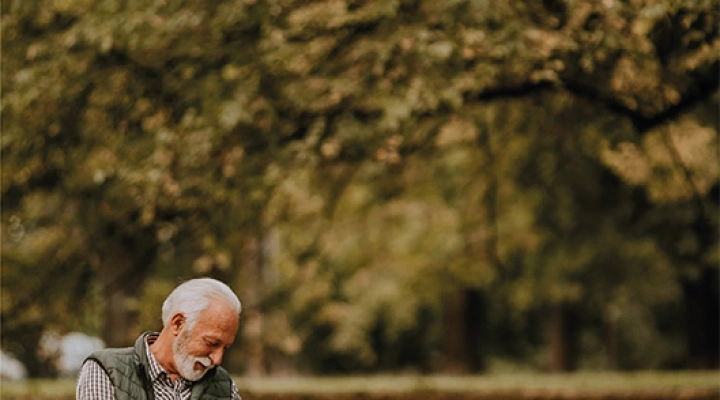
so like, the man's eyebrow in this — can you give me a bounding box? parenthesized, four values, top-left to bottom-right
(204, 335, 233, 345)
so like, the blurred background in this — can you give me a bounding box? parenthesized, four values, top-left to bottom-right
(1, 0, 718, 382)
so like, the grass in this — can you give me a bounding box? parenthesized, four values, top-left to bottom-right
(3, 371, 718, 398)
(1, 378, 78, 398)
(234, 371, 720, 393)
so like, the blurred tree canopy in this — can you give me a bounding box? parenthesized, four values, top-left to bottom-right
(2, 0, 718, 376)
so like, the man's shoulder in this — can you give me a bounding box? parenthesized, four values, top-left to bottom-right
(86, 346, 137, 371)
(89, 346, 136, 358)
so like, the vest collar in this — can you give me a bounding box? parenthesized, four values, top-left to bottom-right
(133, 331, 218, 396)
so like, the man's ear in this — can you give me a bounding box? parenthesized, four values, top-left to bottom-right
(170, 312, 185, 335)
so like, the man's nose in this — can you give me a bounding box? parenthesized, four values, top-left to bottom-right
(209, 348, 224, 366)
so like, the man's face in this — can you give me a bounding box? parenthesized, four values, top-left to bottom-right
(172, 300, 240, 381)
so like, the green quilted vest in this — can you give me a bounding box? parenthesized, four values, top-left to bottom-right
(85, 332, 234, 400)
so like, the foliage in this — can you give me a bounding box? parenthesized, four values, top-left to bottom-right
(2, 0, 718, 375)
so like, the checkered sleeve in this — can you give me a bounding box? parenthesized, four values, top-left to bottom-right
(76, 359, 116, 400)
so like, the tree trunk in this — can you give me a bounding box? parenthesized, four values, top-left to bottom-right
(465, 289, 487, 371)
(103, 286, 136, 347)
(442, 289, 485, 373)
(98, 237, 153, 347)
(547, 304, 578, 372)
(236, 232, 267, 377)
(682, 267, 719, 369)
(605, 305, 620, 370)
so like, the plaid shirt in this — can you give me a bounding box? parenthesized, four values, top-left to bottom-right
(76, 334, 241, 400)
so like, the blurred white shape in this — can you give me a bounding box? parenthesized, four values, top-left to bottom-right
(0, 350, 28, 380)
(56, 332, 105, 376)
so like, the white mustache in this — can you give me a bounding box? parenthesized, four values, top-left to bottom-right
(197, 357, 212, 368)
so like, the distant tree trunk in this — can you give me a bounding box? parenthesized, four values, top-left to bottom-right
(605, 305, 620, 370)
(236, 231, 267, 377)
(465, 289, 487, 371)
(442, 289, 484, 373)
(682, 206, 719, 369)
(99, 247, 142, 347)
(98, 233, 155, 347)
(681, 267, 719, 369)
(547, 304, 579, 372)
(442, 291, 472, 373)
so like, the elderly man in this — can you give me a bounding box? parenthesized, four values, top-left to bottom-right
(76, 278, 242, 400)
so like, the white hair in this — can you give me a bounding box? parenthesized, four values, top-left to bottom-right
(161, 278, 241, 330)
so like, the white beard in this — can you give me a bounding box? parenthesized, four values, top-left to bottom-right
(172, 329, 213, 381)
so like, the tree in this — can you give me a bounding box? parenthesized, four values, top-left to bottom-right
(2, 0, 717, 376)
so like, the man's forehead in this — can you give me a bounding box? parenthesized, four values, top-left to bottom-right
(202, 299, 239, 319)
(195, 301, 239, 333)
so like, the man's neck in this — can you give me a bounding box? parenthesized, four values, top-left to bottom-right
(149, 330, 182, 380)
